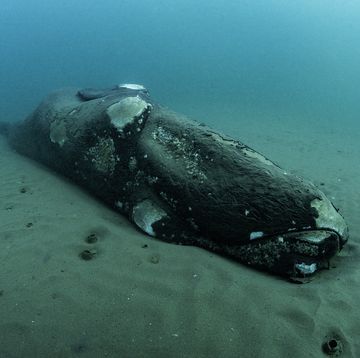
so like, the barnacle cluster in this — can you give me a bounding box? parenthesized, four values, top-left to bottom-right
(86, 137, 117, 174)
(152, 126, 207, 181)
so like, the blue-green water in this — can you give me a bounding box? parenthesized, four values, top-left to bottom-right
(1, 0, 359, 127)
(1, 2, 360, 357)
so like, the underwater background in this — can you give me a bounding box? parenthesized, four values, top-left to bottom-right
(1, 0, 359, 127)
(1, 1, 360, 357)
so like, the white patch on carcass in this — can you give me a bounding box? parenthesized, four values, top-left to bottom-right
(250, 231, 264, 240)
(132, 199, 167, 236)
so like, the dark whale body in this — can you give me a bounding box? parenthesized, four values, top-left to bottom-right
(2, 84, 348, 280)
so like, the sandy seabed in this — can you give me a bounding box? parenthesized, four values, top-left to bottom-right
(0, 114, 359, 358)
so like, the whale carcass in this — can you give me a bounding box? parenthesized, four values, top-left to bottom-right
(2, 84, 349, 280)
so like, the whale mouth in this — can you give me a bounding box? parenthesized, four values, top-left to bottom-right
(227, 229, 346, 280)
(281, 230, 341, 276)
